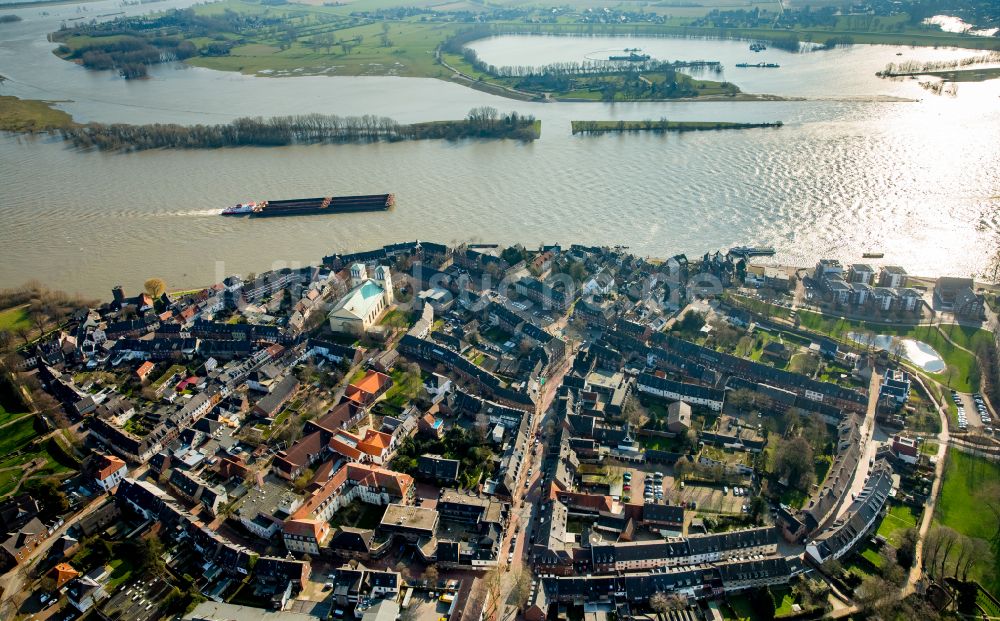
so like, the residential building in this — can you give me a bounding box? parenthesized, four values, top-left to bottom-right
(879, 266, 907, 289)
(805, 460, 894, 563)
(636, 373, 725, 411)
(848, 264, 875, 285)
(90, 453, 127, 492)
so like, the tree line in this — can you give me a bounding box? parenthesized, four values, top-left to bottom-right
(458, 45, 720, 79)
(877, 51, 1000, 77)
(58, 107, 538, 151)
(52, 8, 282, 78)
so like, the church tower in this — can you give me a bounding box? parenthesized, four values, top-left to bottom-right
(350, 263, 367, 289)
(374, 265, 393, 305)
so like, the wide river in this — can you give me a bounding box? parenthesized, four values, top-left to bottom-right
(1, 0, 998, 297)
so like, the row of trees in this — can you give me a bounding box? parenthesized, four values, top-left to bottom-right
(53, 8, 285, 77)
(59, 109, 538, 151)
(459, 45, 718, 80)
(923, 525, 994, 583)
(878, 52, 1000, 77)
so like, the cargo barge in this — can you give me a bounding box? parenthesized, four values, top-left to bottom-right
(221, 194, 394, 217)
(728, 246, 776, 258)
(609, 52, 652, 62)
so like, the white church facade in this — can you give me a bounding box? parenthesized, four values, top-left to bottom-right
(328, 264, 394, 335)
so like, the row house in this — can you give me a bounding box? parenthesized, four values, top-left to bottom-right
(636, 373, 725, 411)
(590, 527, 779, 573)
(806, 460, 894, 563)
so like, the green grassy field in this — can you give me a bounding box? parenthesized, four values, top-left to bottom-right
(0, 95, 76, 132)
(0, 305, 31, 331)
(876, 502, 920, 546)
(936, 451, 1000, 594)
(796, 311, 987, 392)
(937, 451, 1000, 540)
(0, 415, 40, 456)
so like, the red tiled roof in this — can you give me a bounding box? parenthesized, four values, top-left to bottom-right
(350, 371, 392, 397)
(95, 454, 126, 481)
(329, 432, 363, 461)
(359, 429, 392, 452)
(48, 563, 79, 589)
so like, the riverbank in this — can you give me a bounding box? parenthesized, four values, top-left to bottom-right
(0, 96, 539, 148)
(46, 0, 1000, 103)
(0, 95, 75, 132)
(571, 120, 783, 134)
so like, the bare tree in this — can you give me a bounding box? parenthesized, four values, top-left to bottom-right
(938, 526, 960, 578)
(512, 568, 533, 609)
(959, 537, 992, 581)
(423, 564, 439, 585)
(649, 591, 685, 613)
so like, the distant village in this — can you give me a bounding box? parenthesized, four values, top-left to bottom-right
(0, 240, 994, 621)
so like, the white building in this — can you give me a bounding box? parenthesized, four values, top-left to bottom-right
(328, 264, 393, 335)
(92, 453, 128, 492)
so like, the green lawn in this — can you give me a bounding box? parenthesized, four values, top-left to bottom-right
(876, 503, 920, 546)
(861, 544, 884, 568)
(0, 305, 31, 331)
(0, 96, 76, 132)
(0, 415, 74, 498)
(771, 587, 796, 616)
(725, 595, 755, 621)
(0, 469, 20, 497)
(384, 366, 423, 407)
(379, 308, 413, 330)
(107, 558, 134, 590)
(0, 415, 40, 456)
(937, 451, 1000, 539)
(936, 451, 1000, 594)
(796, 311, 986, 392)
(725, 293, 792, 320)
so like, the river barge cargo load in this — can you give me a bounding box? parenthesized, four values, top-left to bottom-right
(728, 246, 776, 258)
(221, 194, 394, 217)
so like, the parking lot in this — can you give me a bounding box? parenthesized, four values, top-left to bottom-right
(406, 591, 455, 621)
(673, 483, 748, 515)
(612, 461, 747, 515)
(954, 391, 995, 433)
